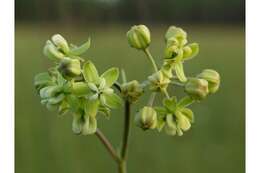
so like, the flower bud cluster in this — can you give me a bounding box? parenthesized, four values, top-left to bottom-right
(34, 25, 221, 139)
(126, 25, 221, 137)
(35, 34, 123, 135)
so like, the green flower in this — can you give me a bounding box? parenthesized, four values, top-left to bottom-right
(155, 96, 194, 136)
(58, 57, 81, 79)
(165, 26, 187, 46)
(163, 26, 199, 83)
(197, 69, 220, 94)
(185, 78, 209, 100)
(43, 34, 91, 61)
(82, 61, 123, 109)
(135, 106, 157, 130)
(71, 61, 123, 135)
(148, 71, 170, 92)
(121, 80, 143, 103)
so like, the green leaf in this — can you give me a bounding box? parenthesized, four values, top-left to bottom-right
(82, 115, 97, 135)
(101, 93, 122, 109)
(101, 67, 119, 87)
(157, 114, 166, 132)
(69, 38, 91, 56)
(174, 62, 187, 82)
(72, 113, 83, 134)
(154, 106, 167, 115)
(85, 99, 99, 118)
(163, 97, 177, 113)
(83, 61, 99, 83)
(177, 96, 194, 108)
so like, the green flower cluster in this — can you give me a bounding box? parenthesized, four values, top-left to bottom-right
(34, 25, 221, 138)
(34, 34, 122, 135)
(127, 25, 221, 136)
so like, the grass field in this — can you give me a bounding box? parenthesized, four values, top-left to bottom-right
(15, 24, 244, 173)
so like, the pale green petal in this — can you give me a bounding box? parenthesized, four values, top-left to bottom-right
(174, 62, 187, 82)
(176, 111, 191, 131)
(69, 38, 91, 56)
(101, 67, 119, 87)
(82, 61, 99, 83)
(82, 115, 97, 135)
(85, 99, 99, 118)
(177, 96, 194, 108)
(102, 93, 122, 109)
(72, 113, 83, 134)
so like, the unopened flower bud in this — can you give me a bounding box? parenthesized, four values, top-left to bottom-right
(135, 106, 157, 130)
(197, 69, 220, 94)
(165, 26, 187, 46)
(185, 78, 209, 100)
(58, 57, 81, 78)
(164, 44, 179, 59)
(182, 46, 192, 58)
(148, 71, 170, 92)
(127, 25, 151, 50)
(122, 80, 143, 103)
(43, 40, 65, 60)
(52, 34, 70, 54)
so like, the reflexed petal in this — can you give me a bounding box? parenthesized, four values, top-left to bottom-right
(72, 113, 83, 134)
(85, 99, 99, 118)
(174, 62, 187, 82)
(82, 115, 97, 135)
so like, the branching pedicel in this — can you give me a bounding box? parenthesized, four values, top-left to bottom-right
(34, 25, 220, 173)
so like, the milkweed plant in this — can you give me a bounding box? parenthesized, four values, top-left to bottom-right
(34, 25, 221, 173)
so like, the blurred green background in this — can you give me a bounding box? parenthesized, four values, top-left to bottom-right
(15, 0, 244, 173)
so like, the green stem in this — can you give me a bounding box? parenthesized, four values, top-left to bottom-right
(119, 100, 131, 173)
(170, 81, 185, 87)
(95, 128, 121, 164)
(163, 89, 170, 99)
(121, 69, 127, 83)
(148, 92, 156, 106)
(144, 48, 159, 72)
(118, 160, 127, 173)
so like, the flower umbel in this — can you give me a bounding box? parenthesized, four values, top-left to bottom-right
(34, 26, 221, 173)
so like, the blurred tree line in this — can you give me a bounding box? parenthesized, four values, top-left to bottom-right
(16, 0, 244, 24)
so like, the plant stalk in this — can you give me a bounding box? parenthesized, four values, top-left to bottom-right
(95, 128, 121, 164)
(144, 48, 159, 72)
(119, 100, 131, 173)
